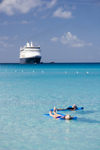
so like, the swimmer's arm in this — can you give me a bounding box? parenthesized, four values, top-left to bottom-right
(49, 111, 61, 119)
(53, 111, 58, 115)
(49, 111, 56, 118)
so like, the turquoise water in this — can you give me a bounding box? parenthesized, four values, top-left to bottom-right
(0, 63, 100, 150)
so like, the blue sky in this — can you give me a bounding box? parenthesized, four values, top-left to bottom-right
(0, 0, 100, 63)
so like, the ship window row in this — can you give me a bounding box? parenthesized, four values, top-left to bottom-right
(21, 49, 41, 51)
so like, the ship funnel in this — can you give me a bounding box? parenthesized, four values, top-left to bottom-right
(31, 42, 33, 47)
(26, 42, 30, 47)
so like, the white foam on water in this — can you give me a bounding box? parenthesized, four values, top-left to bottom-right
(86, 71, 89, 74)
(76, 71, 79, 74)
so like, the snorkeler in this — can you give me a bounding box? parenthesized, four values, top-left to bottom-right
(54, 104, 78, 111)
(49, 110, 73, 120)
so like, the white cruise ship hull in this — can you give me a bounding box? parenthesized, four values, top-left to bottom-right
(20, 56, 41, 64)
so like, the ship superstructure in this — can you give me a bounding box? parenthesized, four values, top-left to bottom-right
(20, 42, 41, 64)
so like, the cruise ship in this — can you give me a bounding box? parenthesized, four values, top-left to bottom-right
(20, 42, 41, 64)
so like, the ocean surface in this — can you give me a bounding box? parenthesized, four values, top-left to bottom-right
(0, 63, 100, 150)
